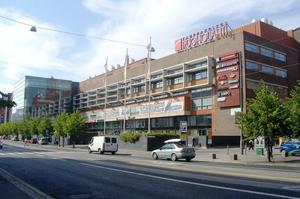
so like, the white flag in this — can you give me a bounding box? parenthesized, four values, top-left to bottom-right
(104, 57, 108, 73)
(124, 49, 129, 81)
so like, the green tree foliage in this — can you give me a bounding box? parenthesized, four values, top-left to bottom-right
(53, 112, 68, 147)
(0, 91, 16, 109)
(27, 118, 39, 136)
(64, 110, 86, 147)
(236, 83, 286, 162)
(37, 114, 53, 136)
(285, 81, 300, 138)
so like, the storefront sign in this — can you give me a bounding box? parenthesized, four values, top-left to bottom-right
(83, 97, 187, 122)
(175, 22, 230, 52)
(216, 52, 241, 108)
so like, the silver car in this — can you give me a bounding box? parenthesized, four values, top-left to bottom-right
(152, 143, 196, 162)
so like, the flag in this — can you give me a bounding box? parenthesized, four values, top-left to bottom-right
(104, 57, 108, 73)
(124, 49, 129, 81)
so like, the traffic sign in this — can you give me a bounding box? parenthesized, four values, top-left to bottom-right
(180, 121, 188, 133)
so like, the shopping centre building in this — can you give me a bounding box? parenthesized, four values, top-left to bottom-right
(11, 20, 300, 146)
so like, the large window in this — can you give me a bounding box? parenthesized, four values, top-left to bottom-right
(192, 89, 212, 110)
(274, 52, 286, 62)
(167, 76, 183, 85)
(245, 42, 287, 62)
(262, 65, 274, 74)
(260, 47, 273, 58)
(245, 42, 259, 53)
(275, 69, 287, 78)
(246, 61, 259, 70)
(192, 70, 207, 80)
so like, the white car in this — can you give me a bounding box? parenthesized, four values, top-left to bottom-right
(152, 139, 195, 162)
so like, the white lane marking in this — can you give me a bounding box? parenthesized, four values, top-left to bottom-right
(81, 163, 299, 199)
(0, 168, 54, 199)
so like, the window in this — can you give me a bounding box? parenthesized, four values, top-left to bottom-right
(246, 61, 259, 70)
(260, 47, 273, 58)
(192, 89, 212, 110)
(262, 65, 274, 74)
(275, 69, 287, 78)
(151, 81, 163, 89)
(274, 52, 286, 62)
(245, 42, 259, 53)
(173, 76, 183, 84)
(192, 70, 207, 80)
(105, 137, 110, 143)
(112, 138, 117, 143)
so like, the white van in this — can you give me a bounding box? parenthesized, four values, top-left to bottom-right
(88, 136, 118, 154)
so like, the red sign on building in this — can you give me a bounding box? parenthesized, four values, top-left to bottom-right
(175, 22, 230, 52)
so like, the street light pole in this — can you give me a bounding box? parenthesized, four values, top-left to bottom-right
(147, 37, 155, 135)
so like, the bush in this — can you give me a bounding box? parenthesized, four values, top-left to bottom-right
(120, 132, 143, 143)
(146, 132, 179, 140)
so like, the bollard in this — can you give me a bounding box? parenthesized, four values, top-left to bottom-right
(233, 154, 238, 160)
(227, 145, 229, 155)
(212, 153, 216, 159)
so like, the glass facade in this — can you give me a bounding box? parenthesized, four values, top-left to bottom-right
(12, 76, 74, 121)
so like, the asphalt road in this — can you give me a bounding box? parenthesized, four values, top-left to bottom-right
(0, 143, 299, 199)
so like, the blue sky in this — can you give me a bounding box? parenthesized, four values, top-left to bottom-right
(0, 0, 299, 93)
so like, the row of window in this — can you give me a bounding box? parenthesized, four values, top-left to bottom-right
(245, 42, 286, 62)
(246, 60, 287, 78)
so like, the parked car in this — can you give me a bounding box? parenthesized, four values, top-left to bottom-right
(29, 138, 38, 144)
(280, 141, 300, 153)
(11, 136, 19, 141)
(152, 142, 196, 162)
(88, 136, 118, 154)
(0, 140, 3, 149)
(288, 148, 300, 156)
(38, 138, 48, 145)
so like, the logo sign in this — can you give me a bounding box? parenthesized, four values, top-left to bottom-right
(175, 22, 230, 52)
(180, 121, 188, 133)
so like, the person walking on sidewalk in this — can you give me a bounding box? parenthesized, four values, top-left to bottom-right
(248, 140, 254, 150)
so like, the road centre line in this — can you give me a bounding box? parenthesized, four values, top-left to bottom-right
(0, 168, 54, 199)
(81, 162, 300, 199)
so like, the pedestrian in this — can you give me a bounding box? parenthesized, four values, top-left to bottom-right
(24, 138, 28, 146)
(192, 137, 196, 147)
(248, 140, 254, 150)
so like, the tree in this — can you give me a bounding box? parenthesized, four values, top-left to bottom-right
(285, 81, 300, 138)
(64, 110, 86, 148)
(27, 118, 39, 137)
(37, 114, 53, 137)
(0, 91, 16, 109)
(237, 82, 286, 162)
(53, 112, 68, 147)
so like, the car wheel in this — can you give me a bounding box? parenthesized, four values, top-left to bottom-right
(112, 152, 116, 155)
(186, 158, 192, 162)
(171, 153, 177, 161)
(99, 149, 104, 154)
(152, 153, 158, 160)
(285, 152, 288, 157)
(88, 148, 92, 154)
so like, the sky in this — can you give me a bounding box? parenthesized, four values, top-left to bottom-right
(0, 0, 299, 93)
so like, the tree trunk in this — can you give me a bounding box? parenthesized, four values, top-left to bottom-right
(266, 137, 273, 162)
(58, 136, 60, 147)
(62, 136, 65, 147)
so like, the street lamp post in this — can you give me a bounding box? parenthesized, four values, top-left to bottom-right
(147, 37, 155, 135)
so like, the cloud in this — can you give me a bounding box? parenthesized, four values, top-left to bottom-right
(0, 8, 78, 92)
(0, 0, 299, 93)
(80, 0, 299, 75)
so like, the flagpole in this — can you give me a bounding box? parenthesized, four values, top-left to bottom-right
(104, 57, 108, 136)
(123, 49, 128, 133)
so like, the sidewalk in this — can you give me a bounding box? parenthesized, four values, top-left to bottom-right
(5, 140, 300, 168)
